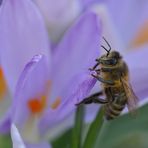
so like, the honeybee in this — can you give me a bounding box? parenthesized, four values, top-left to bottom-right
(76, 37, 138, 120)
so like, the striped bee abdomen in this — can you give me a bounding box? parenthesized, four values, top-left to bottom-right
(104, 93, 127, 120)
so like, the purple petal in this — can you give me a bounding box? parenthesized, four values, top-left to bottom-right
(0, 89, 11, 119)
(91, 4, 124, 52)
(12, 55, 49, 128)
(0, 110, 11, 134)
(51, 11, 101, 101)
(80, 0, 94, 8)
(106, 0, 148, 45)
(11, 124, 26, 148)
(0, 0, 50, 94)
(40, 72, 96, 134)
(80, 0, 101, 9)
(34, 0, 81, 43)
(11, 124, 51, 148)
(124, 46, 148, 99)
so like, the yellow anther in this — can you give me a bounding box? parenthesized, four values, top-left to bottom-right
(131, 21, 148, 48)
(51, 97, 61, 109)
(28, 79, 61, 114)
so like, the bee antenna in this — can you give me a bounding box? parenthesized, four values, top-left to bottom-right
(101, 45, 109, 54)
(101, 37, 111, 56)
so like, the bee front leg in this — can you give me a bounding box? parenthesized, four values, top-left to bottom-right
(89, 61, 100, 71)
(95, 69, 101, 74)
(91, 74, 115, 85)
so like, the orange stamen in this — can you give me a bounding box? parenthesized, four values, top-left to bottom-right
(28, 95, 47, 114)
(28, 80, 61, 114)
(131, 21, 148, 48)
(0, 67, 7, 99)
(51, 97, 61, 109)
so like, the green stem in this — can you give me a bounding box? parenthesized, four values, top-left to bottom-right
(82, 107, 104, 148)
(72, 106, 85, 148)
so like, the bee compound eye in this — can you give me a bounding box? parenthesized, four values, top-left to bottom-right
(107, 58, 116, 65)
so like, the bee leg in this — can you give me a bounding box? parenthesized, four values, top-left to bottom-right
(95, 69, 101, 74)
(105, 87, 114, 102)
(91, 74, 115, 85)
(90, 91, 103, 97)
(89, 62, 100, 71)
(92, 98, 108, 104)
(75, 97, 93, 106)
(76, 91, 108, 106)
(75, 91, 103, 106)
(76, 97, 108, 106)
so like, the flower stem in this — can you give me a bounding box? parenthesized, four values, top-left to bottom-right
(82, 107, 104, 148)
(72, 106, 85, 148)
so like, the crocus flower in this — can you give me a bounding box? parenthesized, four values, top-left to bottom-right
(0, 0, 102, 146)
(90, 3, 148, 100)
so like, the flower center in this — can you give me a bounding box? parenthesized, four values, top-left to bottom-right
(27, 80, 61, 114)
(28, 95, 47, 114)
(131, 21, 148, 48)
(0, 67, 7, 99)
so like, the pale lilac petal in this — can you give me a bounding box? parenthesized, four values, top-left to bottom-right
(106, 0, 148, 45)
(11, 124, 26, 148)
(0, 110, 11, 134)
(12, 55, 49, 128)
(11, 124, 51, 148)
(91, 4, 125, 52)
(50, 11, 101, 101)
(81, 0, 94, 8)
(124, 46, 148, 99)
(34, 0, 81, 43)
(40, 72, 96, 134)
(58, 72, 96, 116)
(0, 0, 50, 94)
(80, 0, 100, 9)
(0, 89, 11, 119)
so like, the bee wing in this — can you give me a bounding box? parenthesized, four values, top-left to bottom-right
(120, 77, 138, 115)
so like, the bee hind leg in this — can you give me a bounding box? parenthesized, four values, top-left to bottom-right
(75, 91, 108, 106)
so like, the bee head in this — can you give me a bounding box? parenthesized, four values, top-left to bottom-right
(99, 36, 122, 66)
(109, 51, 122, 59)
(99, 51, 122, 66)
